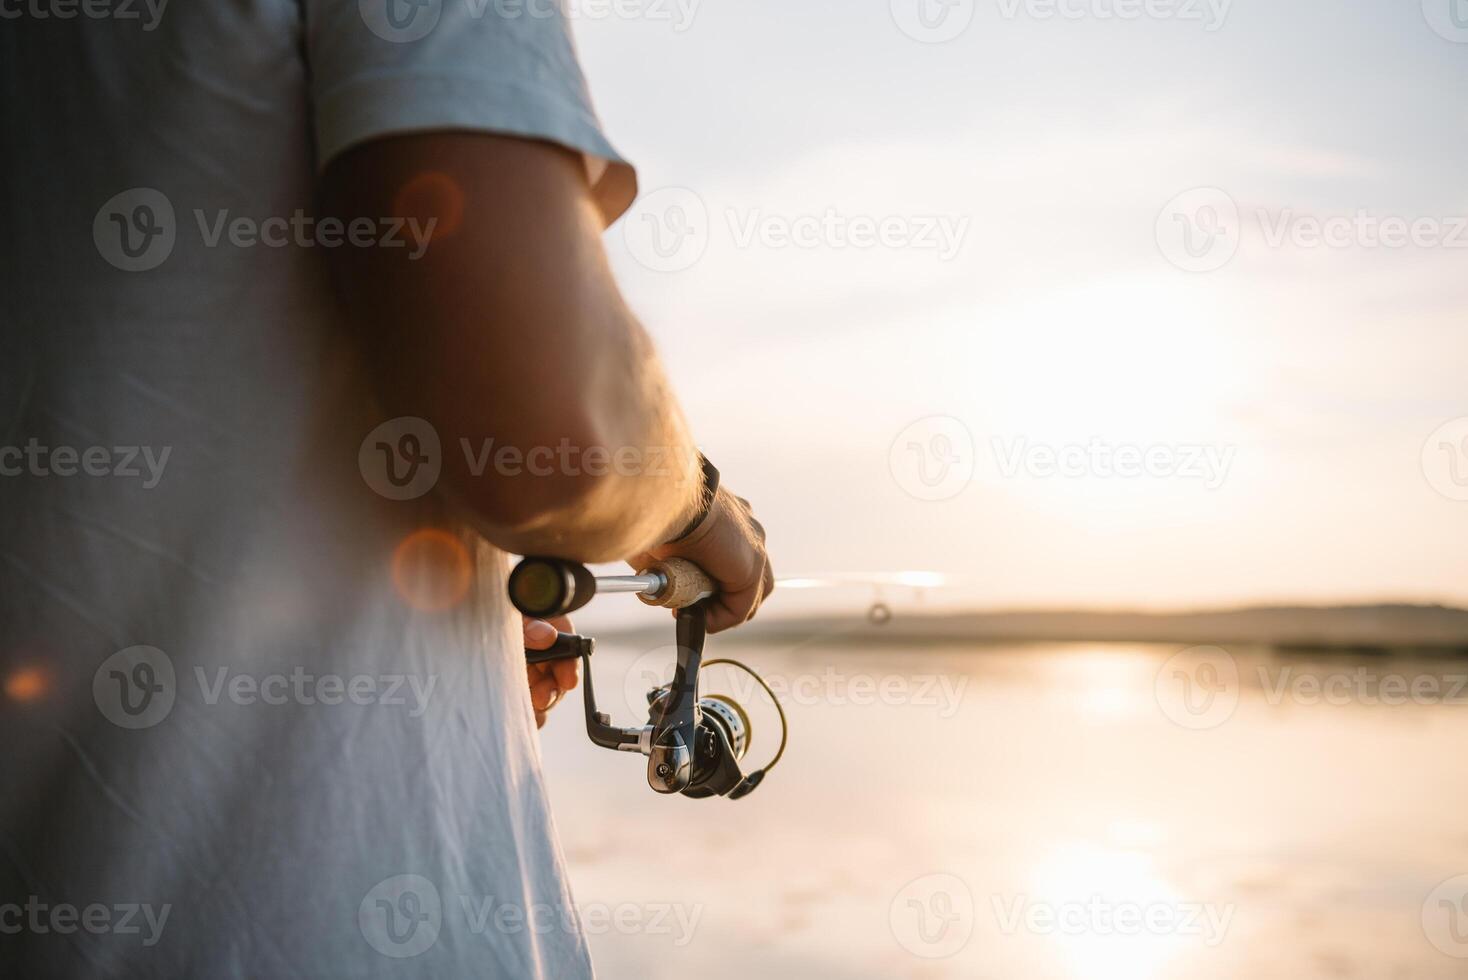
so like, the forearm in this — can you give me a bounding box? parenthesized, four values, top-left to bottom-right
(322, 132, 700, 560)
(475, 313, 702, 562)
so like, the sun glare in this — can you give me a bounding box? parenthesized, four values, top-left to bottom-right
(971, 276, 1242, 440)
(1030, 842, 1184, 980)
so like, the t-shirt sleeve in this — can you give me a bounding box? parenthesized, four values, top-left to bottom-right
(305, 0, 636, 223)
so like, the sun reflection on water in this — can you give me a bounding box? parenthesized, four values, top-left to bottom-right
(1028, 841, 1185, 980)
(1043, 646, 1159, 720)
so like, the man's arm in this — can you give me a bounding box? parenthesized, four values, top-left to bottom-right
(321, 132, 773, 628)
(321, 132, 699, 562)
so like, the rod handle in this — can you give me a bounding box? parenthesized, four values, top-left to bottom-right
(637, 557, 715, 609)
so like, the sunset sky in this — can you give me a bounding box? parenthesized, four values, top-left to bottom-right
(569, 0, 1468, 612)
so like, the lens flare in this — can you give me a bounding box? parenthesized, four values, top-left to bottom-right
(391, 528, 473, 612)
(4, 666, 49, 703)
(392, 171, 465, 246)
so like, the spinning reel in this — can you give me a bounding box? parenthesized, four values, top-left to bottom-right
(509, 556, 785, 800)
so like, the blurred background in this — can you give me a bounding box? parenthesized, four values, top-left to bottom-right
(538, 1, 1468, 977)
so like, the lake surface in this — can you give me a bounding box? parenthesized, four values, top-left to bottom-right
(538, 635, 1468, 979)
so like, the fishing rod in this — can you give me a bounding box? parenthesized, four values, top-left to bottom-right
(509, 556, 787, 801)
(777, 570, 951, 625)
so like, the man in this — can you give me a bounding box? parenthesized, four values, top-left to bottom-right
(0, 1, 772, 976)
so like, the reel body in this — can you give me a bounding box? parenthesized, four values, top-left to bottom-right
(511, 556, 783, 801)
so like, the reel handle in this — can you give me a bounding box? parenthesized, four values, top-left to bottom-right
(637, 557, 715, 610)
(524, 632, 594, 664)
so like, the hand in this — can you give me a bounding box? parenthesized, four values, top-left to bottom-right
(630, 486, 774, 633)
(523, 615, 580, 729)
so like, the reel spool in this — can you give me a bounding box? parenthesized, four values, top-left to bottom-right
(696, 694, 750, 761)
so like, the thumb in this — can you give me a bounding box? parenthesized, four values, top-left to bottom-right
(523, 617, 558, 649)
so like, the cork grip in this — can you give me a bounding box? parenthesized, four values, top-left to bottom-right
(637, 557, 716, 609)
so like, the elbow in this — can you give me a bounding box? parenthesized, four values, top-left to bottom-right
(438, 416, 618, 539)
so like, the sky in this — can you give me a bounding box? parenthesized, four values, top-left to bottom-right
(565, 0, 1468, 613)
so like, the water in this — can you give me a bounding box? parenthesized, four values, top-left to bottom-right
(538, 636, 1468, 979)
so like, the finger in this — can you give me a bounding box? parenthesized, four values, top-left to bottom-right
(706, 583, 758, 633)
(534, 709, 548, 729)
(529, 673, 560, 711)
(707, 548, 770, 632)
(705, 606, 735, 633)
(742, 557, 770, 624)
(547, 614, 574, 635)
(523, 617, 558, 650)
(551, 656, 580, 692)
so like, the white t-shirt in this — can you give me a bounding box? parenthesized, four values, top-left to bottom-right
(0, 2, 633, 976)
